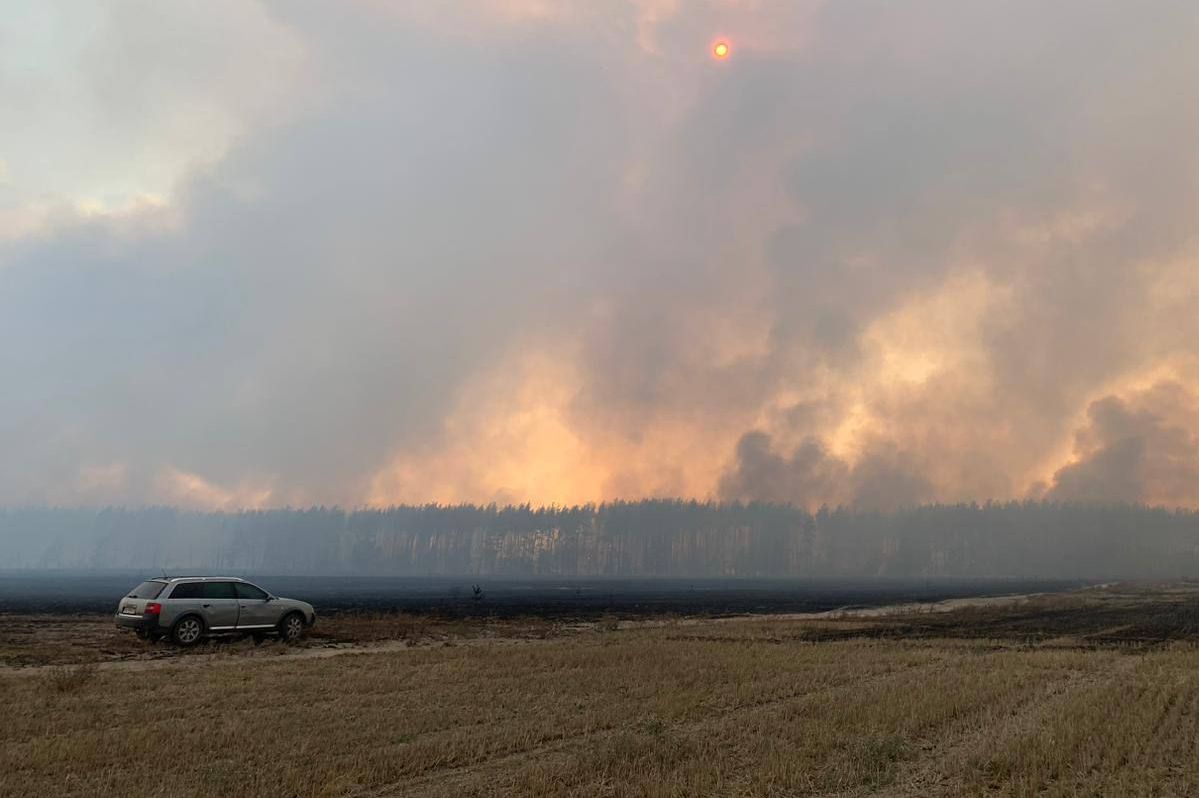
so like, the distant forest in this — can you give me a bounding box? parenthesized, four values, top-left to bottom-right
(2, 501, 1199, 579)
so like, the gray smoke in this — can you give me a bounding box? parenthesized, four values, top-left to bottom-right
(1047, 384, 1199, 506)
(3, 2, 1199, 509)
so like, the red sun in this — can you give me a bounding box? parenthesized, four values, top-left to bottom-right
(712, 40, 730, 60)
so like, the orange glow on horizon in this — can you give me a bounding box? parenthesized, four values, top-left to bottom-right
(712, 40, 730, 60)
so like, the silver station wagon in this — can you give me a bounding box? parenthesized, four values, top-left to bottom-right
(114, 576, 317, 646)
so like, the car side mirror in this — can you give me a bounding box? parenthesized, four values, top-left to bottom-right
(265, 595, 274, 602)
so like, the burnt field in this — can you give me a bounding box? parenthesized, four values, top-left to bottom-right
(0, 571, 1083, 618)
(819, 586, 1199, 646)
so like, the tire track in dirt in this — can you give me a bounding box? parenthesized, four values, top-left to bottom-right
(0, 633, 574, 675)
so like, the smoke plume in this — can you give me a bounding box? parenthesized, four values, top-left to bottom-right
(3, 2, 1199, 510)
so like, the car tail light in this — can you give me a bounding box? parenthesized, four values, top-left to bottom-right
(145, 602, 162, 615)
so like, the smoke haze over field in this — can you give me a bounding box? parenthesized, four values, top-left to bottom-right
(4, 2, 1199, 510)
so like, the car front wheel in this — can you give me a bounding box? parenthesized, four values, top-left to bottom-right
(279, 612, 305, 644)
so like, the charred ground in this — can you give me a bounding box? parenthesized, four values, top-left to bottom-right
(0, 572, 1081, 616)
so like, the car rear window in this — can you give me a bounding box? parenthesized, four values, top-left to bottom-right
(127, 581, 166, 599)
(168, 582, 203, 599)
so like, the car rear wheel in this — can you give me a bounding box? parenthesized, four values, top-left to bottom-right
(172, 616, 204, 646)
(279, 612, 305, 644)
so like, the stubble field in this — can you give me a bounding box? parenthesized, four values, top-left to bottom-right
(3, 583, 1199, 797)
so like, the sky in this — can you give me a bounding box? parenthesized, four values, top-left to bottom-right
(3, 0, 1199, 511)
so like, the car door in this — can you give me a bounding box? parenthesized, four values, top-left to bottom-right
(234, 581, 279, 630)
(200, 581, 241, 630)
(164, 581, 206, 624)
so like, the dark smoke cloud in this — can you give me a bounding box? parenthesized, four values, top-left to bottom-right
(1047, 384, 1199, 507)
(719, 432, 933, 511)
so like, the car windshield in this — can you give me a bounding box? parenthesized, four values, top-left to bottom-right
(127, 581, 165, 599)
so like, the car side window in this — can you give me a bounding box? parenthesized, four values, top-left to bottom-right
(169, 582, 203, 599)
(235, 583, 269, 601)
(202, 581, 238, 599)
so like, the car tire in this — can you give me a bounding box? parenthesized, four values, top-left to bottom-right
(279, 612, 305, 644)
(171, 615, 204, 647)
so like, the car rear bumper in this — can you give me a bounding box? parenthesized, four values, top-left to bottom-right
(114, 613, 160, 633)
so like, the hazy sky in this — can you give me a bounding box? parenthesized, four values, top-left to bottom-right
(3, 1, 1199, 510)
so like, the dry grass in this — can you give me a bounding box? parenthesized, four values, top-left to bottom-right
(4, 585, 1199, 796)
(316, 611, 568, 644)
(39, 662, 97, 694)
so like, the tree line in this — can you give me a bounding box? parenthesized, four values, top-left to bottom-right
(1, 500, 1197, 579)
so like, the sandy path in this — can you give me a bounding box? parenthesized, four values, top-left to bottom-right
(630, 583, 1111, 630)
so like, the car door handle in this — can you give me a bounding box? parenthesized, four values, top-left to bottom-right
(202, 603, 211, 608)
